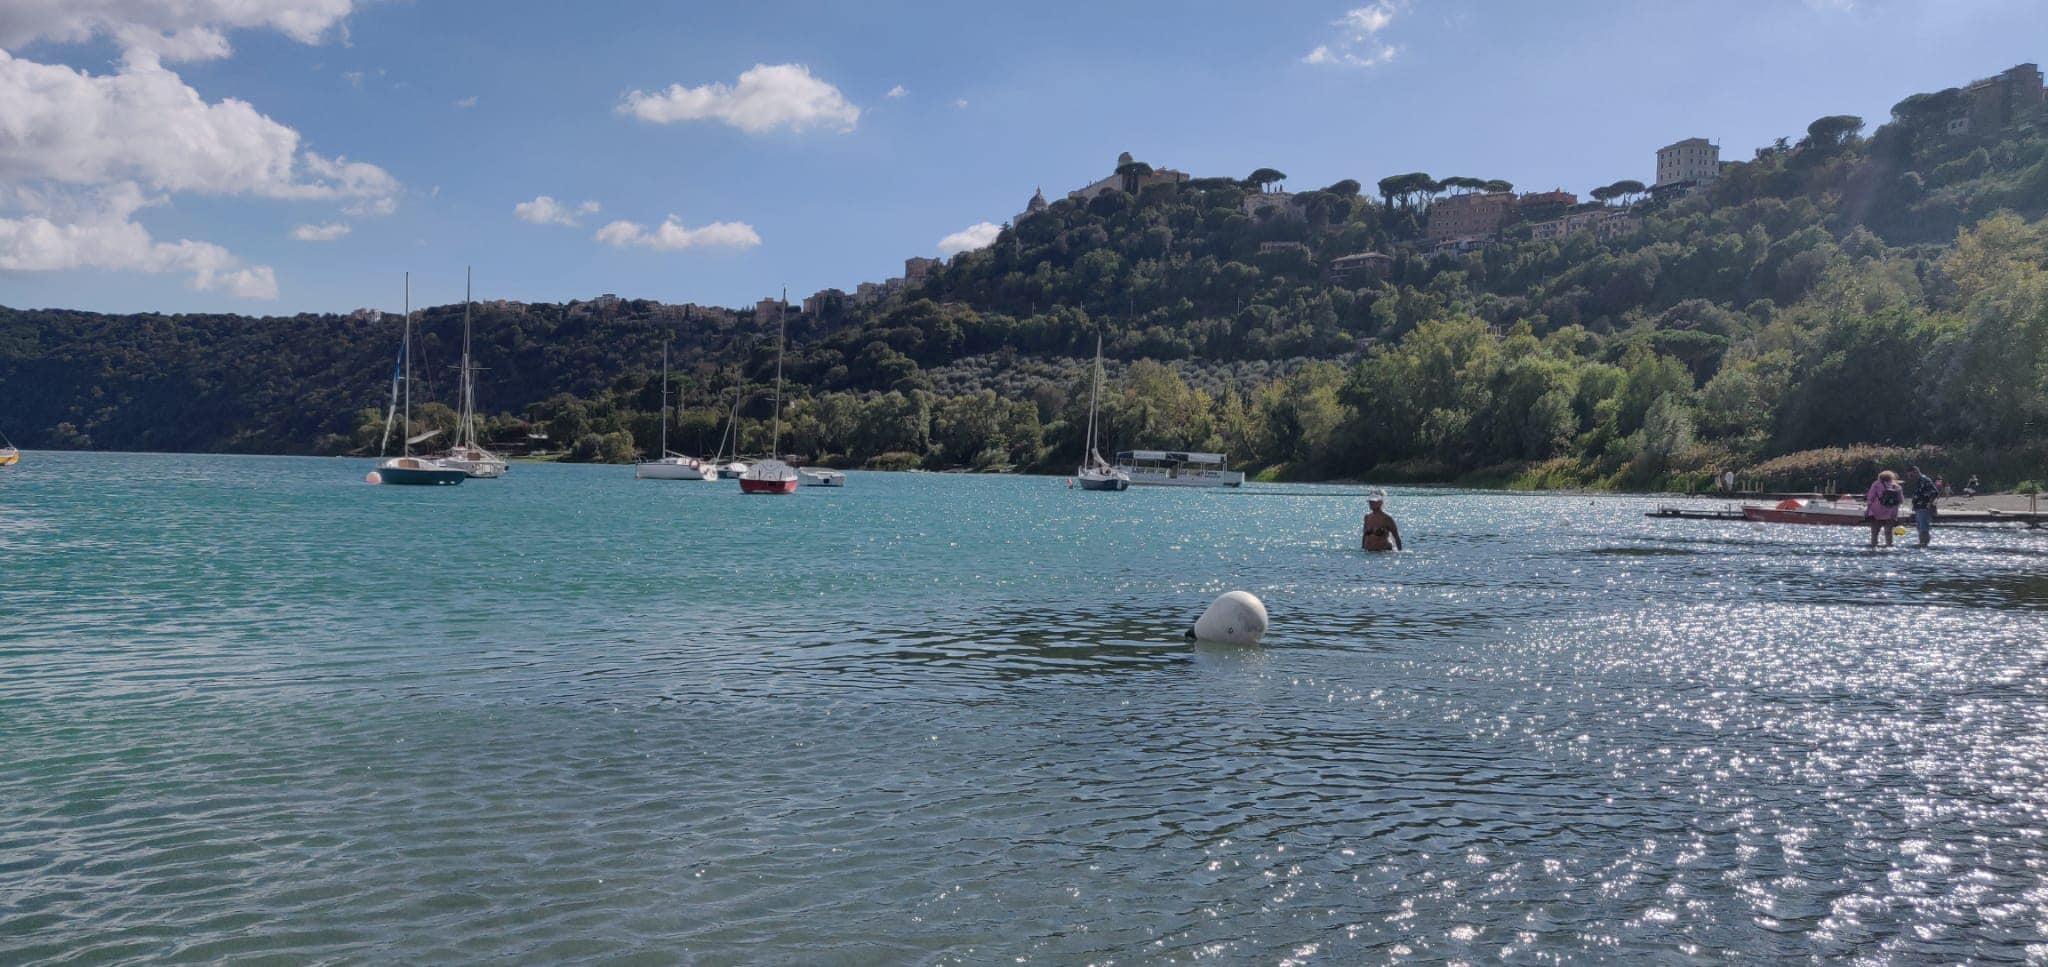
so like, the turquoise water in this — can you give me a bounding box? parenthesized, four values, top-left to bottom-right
(5, 452, 2048, 963)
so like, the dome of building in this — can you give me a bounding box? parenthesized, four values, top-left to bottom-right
(1117, 151, 1134, 167)
(1026, 187, 1048, 212)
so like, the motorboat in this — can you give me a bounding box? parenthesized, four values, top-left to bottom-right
(1075, 334, 1129, 492)
(718, 461, 749, 479)
(799, 468, 846, 487)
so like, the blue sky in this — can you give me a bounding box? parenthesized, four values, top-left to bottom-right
(3, 0, 2045, 315)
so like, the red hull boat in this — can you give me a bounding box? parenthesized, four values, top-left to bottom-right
(1741, 499, 1871, 526)
(739, 475, 798, 494)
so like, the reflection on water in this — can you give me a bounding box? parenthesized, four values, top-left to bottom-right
(4, 452, 2048, 962)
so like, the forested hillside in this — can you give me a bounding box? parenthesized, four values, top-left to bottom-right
(6, 70, 2048, 487)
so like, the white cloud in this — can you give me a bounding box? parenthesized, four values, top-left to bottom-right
(290, 221, 349, 241)
(1303, 2, 1403, 68)
(514, 195, 600, 227)
(595, 216, 761, 251)
(886, 84, 907, 98)
(0, 183, 277, 297)
(952, 98, 969, 109)
(0, 51, 400, 213)
(0, 0, 356, 64)
(936, 221, 1001, 256)
(454, 95, 478, 108)
(620, 63, 860, 134)
(340, 70, 364, 88)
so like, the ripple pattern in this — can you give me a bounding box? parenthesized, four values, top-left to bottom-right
(4, 453, 2048, 962)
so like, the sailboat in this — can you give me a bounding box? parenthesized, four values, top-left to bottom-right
(373, 273, 467, 486)
(1076, 335, 1130, 491)
(738, 290, 800, 494)
(711, 378, 749, 479)
(0, 428, 18, 466)
(635, 340, 718, 480)
(436, 267, 508, 478)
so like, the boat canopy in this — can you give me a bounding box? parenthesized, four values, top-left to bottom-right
(1116, 450, 1228, 465)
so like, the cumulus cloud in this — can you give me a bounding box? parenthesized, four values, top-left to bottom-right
(0, 0, 356, 64)
(514, 195, 600, 227)
(620, 63, 860, 134)
(936, 221, 1001, 256)
(0, 183, 277, 297)
(594, 216, 761, 251)
(0, 51, 401, 213)
(886, 84, 907, 98)
(290, 221, 349, 241)
(1303, 2, 1402, 68)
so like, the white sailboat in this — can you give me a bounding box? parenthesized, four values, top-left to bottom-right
(373, 273, 467, 486)
(636, 340, 718, 480)
(1076, 335, 1130, 492)
(437, 267, 508, 478)
(739, 290, 799, 494)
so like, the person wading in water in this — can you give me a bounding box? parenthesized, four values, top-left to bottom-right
(1361, 490, 1403, 552)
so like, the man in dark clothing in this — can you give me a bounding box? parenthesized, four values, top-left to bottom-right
(1906, 465, 1939, 547)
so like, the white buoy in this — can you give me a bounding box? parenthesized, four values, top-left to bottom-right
(1187, 591, 1268, 645)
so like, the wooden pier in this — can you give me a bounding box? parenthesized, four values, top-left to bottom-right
(1648, 504, 2048, 528)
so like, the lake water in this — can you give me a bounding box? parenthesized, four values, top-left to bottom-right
(4, 452, 2047, 963)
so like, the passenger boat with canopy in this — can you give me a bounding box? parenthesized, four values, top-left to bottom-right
(1114, 450, 1245, 488)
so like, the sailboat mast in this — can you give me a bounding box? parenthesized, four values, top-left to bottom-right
(771, 287, 785, 457)
(402, 272, 412, 458)
(659, 340, 670, 457)
(1087, 334, 1103, 463)
(460, 267, 474, 449)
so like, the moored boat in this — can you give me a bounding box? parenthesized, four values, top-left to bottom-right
(372, 273, 466, 487)
(1075, 334, 1130, 492)
(739, 289, 799, 495)
(1115, 450, 1244, 488)
(0, 430, 18, 466)
(635, 340, 718, 480)
(434, 268, 508, 478)
(1741, 498, 1869, 526)
(798, 468, 845, 487)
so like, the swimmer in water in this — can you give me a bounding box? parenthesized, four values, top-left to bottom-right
(1360, 490, 1403, 552)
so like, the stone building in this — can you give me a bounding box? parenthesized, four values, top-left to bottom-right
(1016, 187, 1049, 223)
(1068, 151, 1191, 202)
(1656, 137, 1720, 188)
(1328, 251, 1393, 285)
(1964, 63, 2046, 132)
(904, 257, 941, 282)
(1426, 191, 1516, 243)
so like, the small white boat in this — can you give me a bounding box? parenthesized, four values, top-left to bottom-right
(635, 341, 717, 480)
(717, 461, 749, 480)
(799, 468, 846, 487)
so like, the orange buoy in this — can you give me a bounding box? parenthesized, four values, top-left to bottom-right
(365, 471, 382, 484)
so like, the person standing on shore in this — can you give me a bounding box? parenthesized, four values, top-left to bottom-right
(1907, 465, 1939, 547)
(1361, 490, 1403, 553)
(1864, 470, 1904, 548)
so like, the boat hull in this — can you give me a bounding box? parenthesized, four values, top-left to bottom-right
(378, 465, 467, 486)
(1077, 472, 1129, 491)
(0, 448, 17, 467)
(1741, 506, 1871, 526)
(637, 461, 714, 480)
(798, 469, 845, 487)
(740, 477, 799, 494)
